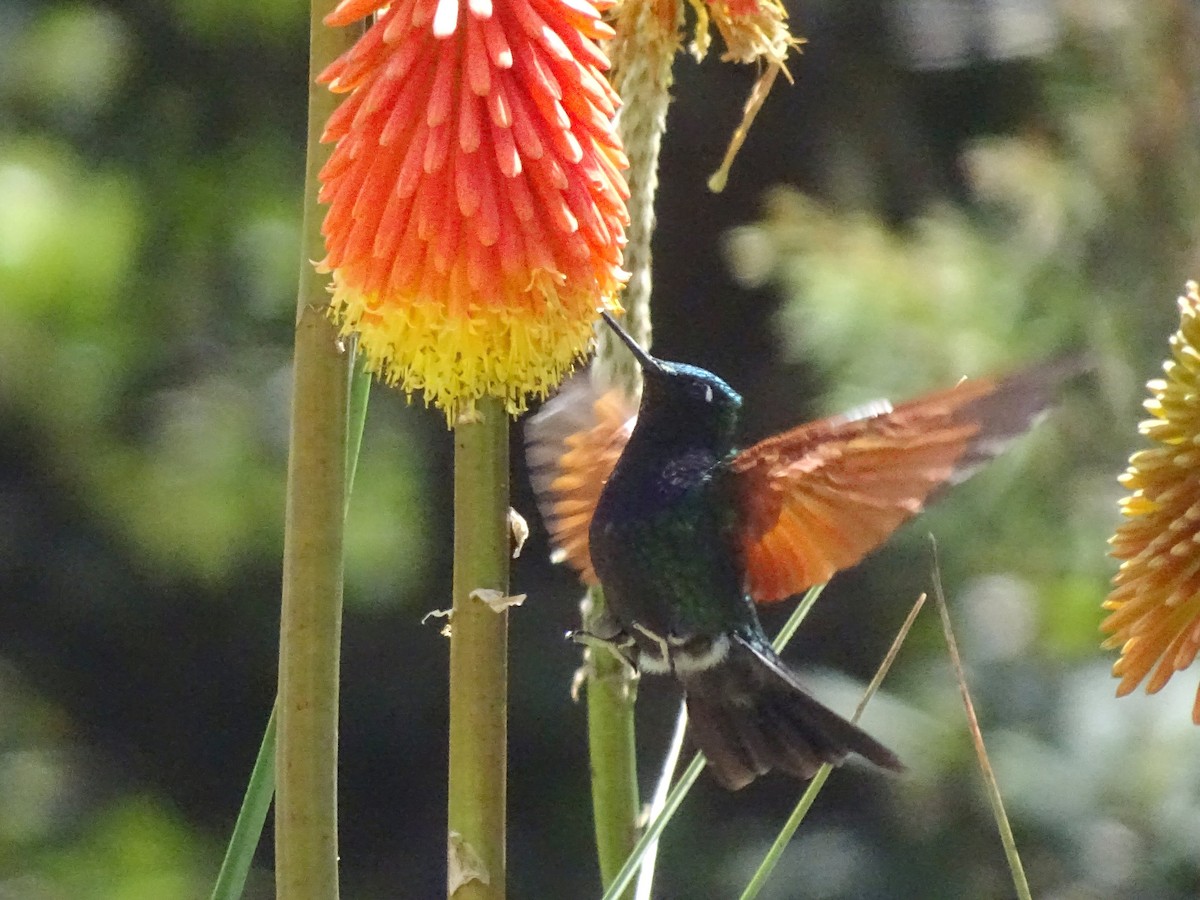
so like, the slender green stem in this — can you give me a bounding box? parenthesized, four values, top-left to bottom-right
(447, 398, 510, 900)
(274, 5, 358, 899)
(584, 601, 641, 896)
(584, 2, 681, 888)
(210, 703, 278, 900)
(624, 584, 825, 900)
(738, 592, 928, 900)
(599, 585, 826, 900)
(210, 363, 369, 900)
(773, 583, 825, 648)
(600, 752, 706, 900)
(345, 349, 371, 499)
(739, 767, 831, 898)
(633, 701, 687, 900)
(931, 550, 1032, 900)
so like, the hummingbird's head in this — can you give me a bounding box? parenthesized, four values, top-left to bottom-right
(599, 312, 742, 448)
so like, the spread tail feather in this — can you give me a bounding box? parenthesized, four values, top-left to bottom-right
(681, 634, 903, 790)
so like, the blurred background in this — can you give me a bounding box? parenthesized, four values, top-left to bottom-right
(2, 0, 1199, 896)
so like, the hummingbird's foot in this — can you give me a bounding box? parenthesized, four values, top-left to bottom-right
(567, 628, 640, 668)
(566, 629, 641, 700)
(632, 623, 675, 676)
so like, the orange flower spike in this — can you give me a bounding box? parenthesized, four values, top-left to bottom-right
(1102, 281, 1200, 723)
(317, 0, 630, 424)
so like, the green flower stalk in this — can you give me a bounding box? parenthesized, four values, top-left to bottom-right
(212, 356, 369, 900)
(315, 0, 631, 895)
(447, 401, 510, 899)
(272, 3, 360, 897)
(583, 1, 683, 890)
(587, 0, 803, 887)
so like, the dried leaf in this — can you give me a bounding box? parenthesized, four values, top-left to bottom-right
(470, 589, 527, 613)
(508, 507, 529, 558)
(447, 831, 489, 895)
(422, 607, 453, 638)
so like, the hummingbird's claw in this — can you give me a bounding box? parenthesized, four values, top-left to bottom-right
(567, 627, 637, 658)
(566, 628, 641, 699)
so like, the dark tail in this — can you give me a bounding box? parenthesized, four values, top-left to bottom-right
(681, 634, 903, 790)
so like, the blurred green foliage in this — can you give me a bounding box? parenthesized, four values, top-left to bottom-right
(706, 3, 1200, 894)
(0, 0, 433, 893)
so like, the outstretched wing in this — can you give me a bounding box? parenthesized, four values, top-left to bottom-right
(729, 356, 1084, 603)
(525, 375, 637, 584)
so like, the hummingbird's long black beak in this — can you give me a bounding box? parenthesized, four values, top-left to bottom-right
(600, 311, 663, 374)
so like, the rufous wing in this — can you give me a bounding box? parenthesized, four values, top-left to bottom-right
(729, 356, 1084, 603)
(525, 375, 637, 584)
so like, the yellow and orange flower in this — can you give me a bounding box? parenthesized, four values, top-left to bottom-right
(318, 0, 630, 423)
(1104, 281, 1200, 723)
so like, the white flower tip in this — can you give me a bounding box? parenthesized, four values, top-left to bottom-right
(433, 0, 460, 37)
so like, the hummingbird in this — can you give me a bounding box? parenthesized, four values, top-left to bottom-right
(526, 312, 1080, 790)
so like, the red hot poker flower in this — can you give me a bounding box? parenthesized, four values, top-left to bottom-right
(318, 0, 630, 423)
(1104, 282, 1200, 722)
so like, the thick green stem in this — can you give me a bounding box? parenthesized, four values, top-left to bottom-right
(213, 363, 369, 900)
(276, 304, 349, 900)
(276, 290, 349, 900)
(447, 398, 510, 900)
(584, 602, 641, 892)
(274, 6, 357, 899)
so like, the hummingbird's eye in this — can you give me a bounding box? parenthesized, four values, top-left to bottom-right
(704, 385, 713, 403)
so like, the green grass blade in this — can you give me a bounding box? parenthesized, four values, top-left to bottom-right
(210, 702, 278, 900)
(739, 592, 927, 900)
(633, 701, 688, 900)
(345, 348, 370, 506)
(210, 347, 370, 900)
(770, 583, 826, 652)
(930, 547, 1032, 900)
(599, 584, 827, 900)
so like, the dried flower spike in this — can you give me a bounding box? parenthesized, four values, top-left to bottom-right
(317, 0, 630, 424)
(687, 0, 796, 67)
(683, 0, 803, 191)
(1103, 281, 1200, 723)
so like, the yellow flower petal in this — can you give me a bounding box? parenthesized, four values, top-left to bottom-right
(1103, 281, 1200, 723)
